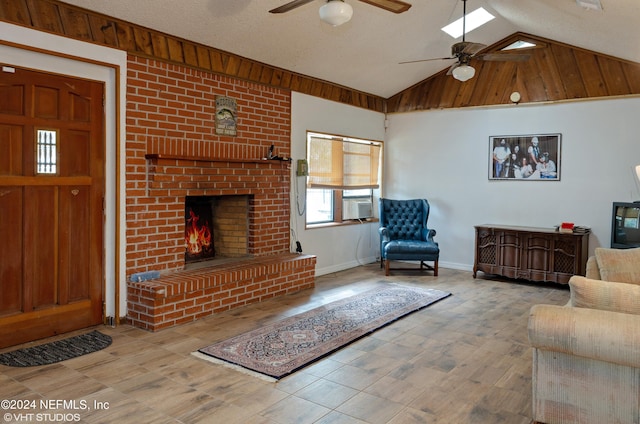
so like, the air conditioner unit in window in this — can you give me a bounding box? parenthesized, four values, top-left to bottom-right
(343, 199, 373, 220)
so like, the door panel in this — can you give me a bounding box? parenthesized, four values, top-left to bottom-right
(0, 84, 24, 115)
(0, 187, 23, 317)
(0, 66, 104, 348)
(0, 124, 23, 175)
(59, 186, 91, 303)
(33, 86, 59, 119)
(64, 130, 90, 175)
(24, 186, 58, 310)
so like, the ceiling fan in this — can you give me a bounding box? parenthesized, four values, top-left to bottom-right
(400, 0, 530, 81)
(270, 0, 412, 26)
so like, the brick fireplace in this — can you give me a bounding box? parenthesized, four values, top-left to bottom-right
(124, 56, 316, 330)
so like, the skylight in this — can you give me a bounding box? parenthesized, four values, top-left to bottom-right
(441, 7, 495, 39)
(576, 0, 603, 11)
(502, 40, 537, 51)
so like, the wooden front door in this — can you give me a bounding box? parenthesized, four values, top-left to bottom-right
(0, 66, 105, 348)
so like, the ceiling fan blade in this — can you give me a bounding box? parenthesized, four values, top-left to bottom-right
(446, 62, 460, 76)
(478, 53, 531, 61)
(269, 0, 315, 14)
(399, 56, 455, 65)
(358, 0, 412, 13)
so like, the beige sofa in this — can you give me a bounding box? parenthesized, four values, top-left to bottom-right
(528, 247, 640, 424)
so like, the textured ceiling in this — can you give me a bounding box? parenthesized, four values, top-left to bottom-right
(59, 0, 640, 98)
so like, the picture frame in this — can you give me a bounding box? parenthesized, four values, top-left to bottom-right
(489, 133, 561, 181)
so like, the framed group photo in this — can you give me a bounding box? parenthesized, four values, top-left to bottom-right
(489, 133, 561, 181)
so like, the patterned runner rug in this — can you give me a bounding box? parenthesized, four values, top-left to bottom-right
(0, 330, 112, 367)
(197, 284, 451, 379)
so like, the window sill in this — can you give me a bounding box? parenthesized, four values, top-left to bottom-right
(306, 218, 378, 230)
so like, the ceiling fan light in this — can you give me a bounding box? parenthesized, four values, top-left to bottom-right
(319, 0, 353, 26)
(452, 64, 476, 81)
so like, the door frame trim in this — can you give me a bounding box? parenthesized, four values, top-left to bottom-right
(1, 21, 128, 322)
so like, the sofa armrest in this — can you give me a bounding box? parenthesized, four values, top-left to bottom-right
(528, 304, 640, 368)
(569, 276, 640, 315)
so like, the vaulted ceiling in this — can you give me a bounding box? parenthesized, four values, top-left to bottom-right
(1, 0, 639, 112)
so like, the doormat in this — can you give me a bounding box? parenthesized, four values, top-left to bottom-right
(0, 330, 112, 367)
(196, 284, 451, 380)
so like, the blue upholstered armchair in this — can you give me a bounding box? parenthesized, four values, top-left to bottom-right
(378, 198, 439, 276)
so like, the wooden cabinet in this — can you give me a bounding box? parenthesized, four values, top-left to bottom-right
(473, 225, 590, 284)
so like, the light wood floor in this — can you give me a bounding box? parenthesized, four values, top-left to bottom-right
(0, 264, 569, 423)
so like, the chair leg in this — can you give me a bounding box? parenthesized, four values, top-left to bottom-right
(385, 260, 390, 276)
(434, 259, 438, 276)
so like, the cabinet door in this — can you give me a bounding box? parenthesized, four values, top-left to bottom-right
(553, 235, 579, 275)
(500, 231, 519, 267)
(476, 228, 497, 266)
(526, 233, 552, 280)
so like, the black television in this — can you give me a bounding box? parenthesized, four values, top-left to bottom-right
(611, 202, 640, 249)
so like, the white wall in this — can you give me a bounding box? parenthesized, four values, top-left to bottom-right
(385, 97, 640, 270)
(290, 93, 386, 275)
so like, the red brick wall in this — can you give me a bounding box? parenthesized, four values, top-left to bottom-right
(126, 55, 292, 277)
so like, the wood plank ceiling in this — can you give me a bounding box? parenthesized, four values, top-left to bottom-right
(1, 1, 639, 113)
(388, 33, 640, 113)
(0, 0, 385, 112)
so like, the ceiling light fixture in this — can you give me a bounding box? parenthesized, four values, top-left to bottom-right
(452, 64, 475, 82)
(319, 0, 353, 26)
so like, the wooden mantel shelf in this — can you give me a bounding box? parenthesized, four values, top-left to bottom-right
(145, 153, 291, 165)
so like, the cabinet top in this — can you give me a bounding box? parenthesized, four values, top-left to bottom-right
(475, 224, 591, 235)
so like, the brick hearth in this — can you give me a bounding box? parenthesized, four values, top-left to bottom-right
(128, 253, 316, 331)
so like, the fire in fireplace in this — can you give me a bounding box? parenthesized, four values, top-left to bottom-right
(185, 196, 215, 264)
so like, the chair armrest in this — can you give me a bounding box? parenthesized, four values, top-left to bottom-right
(421, 228, 436, 241)
(528, 304, 640, 368)
(378, 226, 390, 242)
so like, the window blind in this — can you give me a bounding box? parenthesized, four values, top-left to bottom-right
(307, 134, 381, 190)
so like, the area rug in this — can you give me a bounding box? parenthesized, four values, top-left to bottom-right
(197, 284, 450, 380)
(0, 330, 112, 367)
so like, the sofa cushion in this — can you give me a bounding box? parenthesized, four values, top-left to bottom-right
(594, 247, 640, 285)
(569, 275, 640, 315)
(585, 256, 601, 280)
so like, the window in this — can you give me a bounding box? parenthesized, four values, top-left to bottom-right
(36, 128, 58, 174)
(441, 7, 494, 39)
(306, 188, 334, 223)
(305, 132, 382, 225)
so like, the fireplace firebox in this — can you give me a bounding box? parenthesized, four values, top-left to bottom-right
(184, 195, 250, 267)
